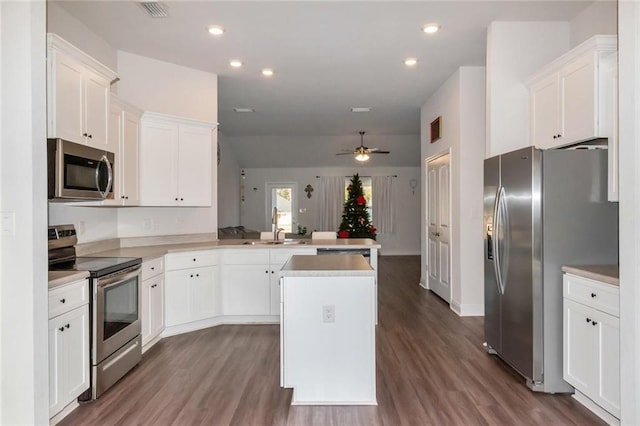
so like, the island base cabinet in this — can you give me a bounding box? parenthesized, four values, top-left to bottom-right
(281, 275, 376, 405)
(49, 304, 90, 418)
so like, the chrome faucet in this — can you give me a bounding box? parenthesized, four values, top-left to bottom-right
(272, 207, 283, 241)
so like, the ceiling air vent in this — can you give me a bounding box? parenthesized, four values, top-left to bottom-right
(140, 2, 168, 18)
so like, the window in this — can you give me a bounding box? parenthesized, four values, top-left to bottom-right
(345, 176, 373, 221)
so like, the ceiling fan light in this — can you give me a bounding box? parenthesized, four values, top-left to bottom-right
(355, 153, 370, 162)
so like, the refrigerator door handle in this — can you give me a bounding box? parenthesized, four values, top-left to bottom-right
(494, 186, 506, 295)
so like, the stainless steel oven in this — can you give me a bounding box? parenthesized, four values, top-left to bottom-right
(92, 264, 142, 400)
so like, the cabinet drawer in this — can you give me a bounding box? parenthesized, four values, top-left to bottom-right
(49, 279, 89, 319)
(142, 257, 164, 280)
(270, 248, 316, 266)
(166, 251, 218, 271)
(222, 249, 270, 265)
(564, 273, 619, 317)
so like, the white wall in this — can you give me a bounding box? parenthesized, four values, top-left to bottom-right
(420, 66, 486, 316)
(0, 1, 49, 423)
(241, 167, 420, 255)
(116, 51, 218, 238)
(218, 134, 241, 227)
(46, 1, 117, 71)
(617, 3, 640, 424)
(570, 1, 617, 48)
(486, 22, 569, 157)
(49, 204, 118, 243)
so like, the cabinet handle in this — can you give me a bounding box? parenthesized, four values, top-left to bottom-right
(83, 132, 88, 137)
(553, 135, 557, 139)
(586, 317, 591, 323)
(193, 258, 196, 262)
(265, 270, 269, 274)
(592, 321, 598, 326)
(591, 292, 597, 298)
(59, 327, 64, 332)
(196, 274, 200, 277)
(125, 196, 129, 200)
(88, 134, 93, 139)
(190, 274, 194, 278)
(271, 270, 275, 274)
(180, 198, 184, 201)
(60, 298, 66, 304)
(121, 195, 125, 199)
(151, 267, 155, 270)
(65, 324, 70, 329)
(175, 198, 179, 201)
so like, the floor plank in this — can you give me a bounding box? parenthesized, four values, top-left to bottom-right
(59, 255, 604, 426)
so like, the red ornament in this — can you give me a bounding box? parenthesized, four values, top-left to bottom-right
(338, 230, 349, 238)
(357, 195, 366, 205)
(370, 226, 376, 234)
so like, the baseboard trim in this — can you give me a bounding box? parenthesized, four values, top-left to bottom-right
(419, 277, 428, 289)
(379, 251, 420, 256)
(450, 301, 484, 317)
(572, 391, 620, 425)
(163, 315, 280, 338)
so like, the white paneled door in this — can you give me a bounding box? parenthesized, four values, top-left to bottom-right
(427, 153, 451, 303)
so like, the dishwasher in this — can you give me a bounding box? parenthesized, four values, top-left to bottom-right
(316, 248, 371, 263)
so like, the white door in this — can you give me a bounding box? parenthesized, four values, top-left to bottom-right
(266, 183, 298, 233)
(563, 299, 595, 393)
(178, 124, 212, 206)
(560, 53, 596, 143)
(140, 119, 179, 206)
(51, 51, 84, 143)
(530, 73, 560, 149)
(594, 309, 620, 417)
(426, 153, 451, 303)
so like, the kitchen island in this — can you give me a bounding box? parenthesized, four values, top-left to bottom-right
(280, 255, 376, 405)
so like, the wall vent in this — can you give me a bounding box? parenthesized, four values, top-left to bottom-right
(140, 2, 168, 18)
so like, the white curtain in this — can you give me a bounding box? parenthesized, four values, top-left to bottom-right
(372, 176, 393, 234)
(316, 176, 344, 231)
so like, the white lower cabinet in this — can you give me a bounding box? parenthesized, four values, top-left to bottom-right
(165, 251, 218, 327)
(141, 257, 165, 349)
(48, 279, 90, 419)
(563, 273, 620, 421)
(221, 248, 316, 316)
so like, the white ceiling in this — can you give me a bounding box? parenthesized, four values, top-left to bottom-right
(54, 0, 591, 167)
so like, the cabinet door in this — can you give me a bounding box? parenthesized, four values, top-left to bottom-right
(84, 69, 111, 151)
(140, 120, 179, 206)
(62, 305, 90, 401)
(177, 124, 212, 206)
(564, 299, 595, 394)
(49, 317, 64, 417)
(594, 309, 620, 417)
(223, 265, 270, 315)
(530, 73, 560, 149)
(121, 110, 140, 205)
(165, 270, 191, 326)
(49, 305, 90, 418)
(142, 275, 165, 345)
(109, 104, 125, 203)
(560, 52, 597, 144)
(49, 50, 84, 143)
(190, 266, 216, 321)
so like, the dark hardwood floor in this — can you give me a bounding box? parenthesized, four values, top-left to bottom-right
(60, 256, 603, 426)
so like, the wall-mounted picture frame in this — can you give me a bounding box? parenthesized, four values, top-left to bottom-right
(430, 116, 441, 143)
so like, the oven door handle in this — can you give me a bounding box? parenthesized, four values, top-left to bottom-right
(96, 265, 141, 289)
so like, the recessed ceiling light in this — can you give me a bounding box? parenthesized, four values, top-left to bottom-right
(229, 60, 243, 68)
(208, 25, 225, 36)
(422, 23, 440, 34)
(404, 58, 418, 67)
(351, 107, 371, 113)
(261, 68, 274, 77)
(233, 108, 255, 113)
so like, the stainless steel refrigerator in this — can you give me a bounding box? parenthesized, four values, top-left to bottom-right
(484, 146, 618, 393)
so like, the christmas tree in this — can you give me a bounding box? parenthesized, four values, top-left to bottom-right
(338, 174, 376, 239)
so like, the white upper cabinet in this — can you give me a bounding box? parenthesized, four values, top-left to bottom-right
(139, 112, 215, 206)
(528, 35, 617, 149)
(107, 97, 142, 206)
(47, 34, 117, 152)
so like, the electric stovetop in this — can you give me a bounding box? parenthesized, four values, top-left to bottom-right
(51, 256, 141, 278)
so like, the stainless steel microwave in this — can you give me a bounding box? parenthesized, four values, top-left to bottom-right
(47, 139, 114, 201)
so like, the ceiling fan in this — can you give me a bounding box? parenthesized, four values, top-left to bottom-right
(336, 131, 390, 162)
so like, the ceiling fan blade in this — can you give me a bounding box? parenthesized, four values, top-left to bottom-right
(370, 150, 390, 154)
(336, 152, 355, 156)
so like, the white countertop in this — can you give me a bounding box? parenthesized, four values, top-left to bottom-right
(90, 238, 380, 262)
(281, 254, 374, 277)
(48, 271, 90, 289)
(562, 264, 619, 286)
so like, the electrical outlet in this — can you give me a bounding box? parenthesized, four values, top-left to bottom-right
(322, 305, 335, 323)
(1, 212, 15, 236)
(78, 220, 85, 235)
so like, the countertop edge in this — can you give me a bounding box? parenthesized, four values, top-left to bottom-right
(48, 271, 90, 289)
(562, 265, 619, 286)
